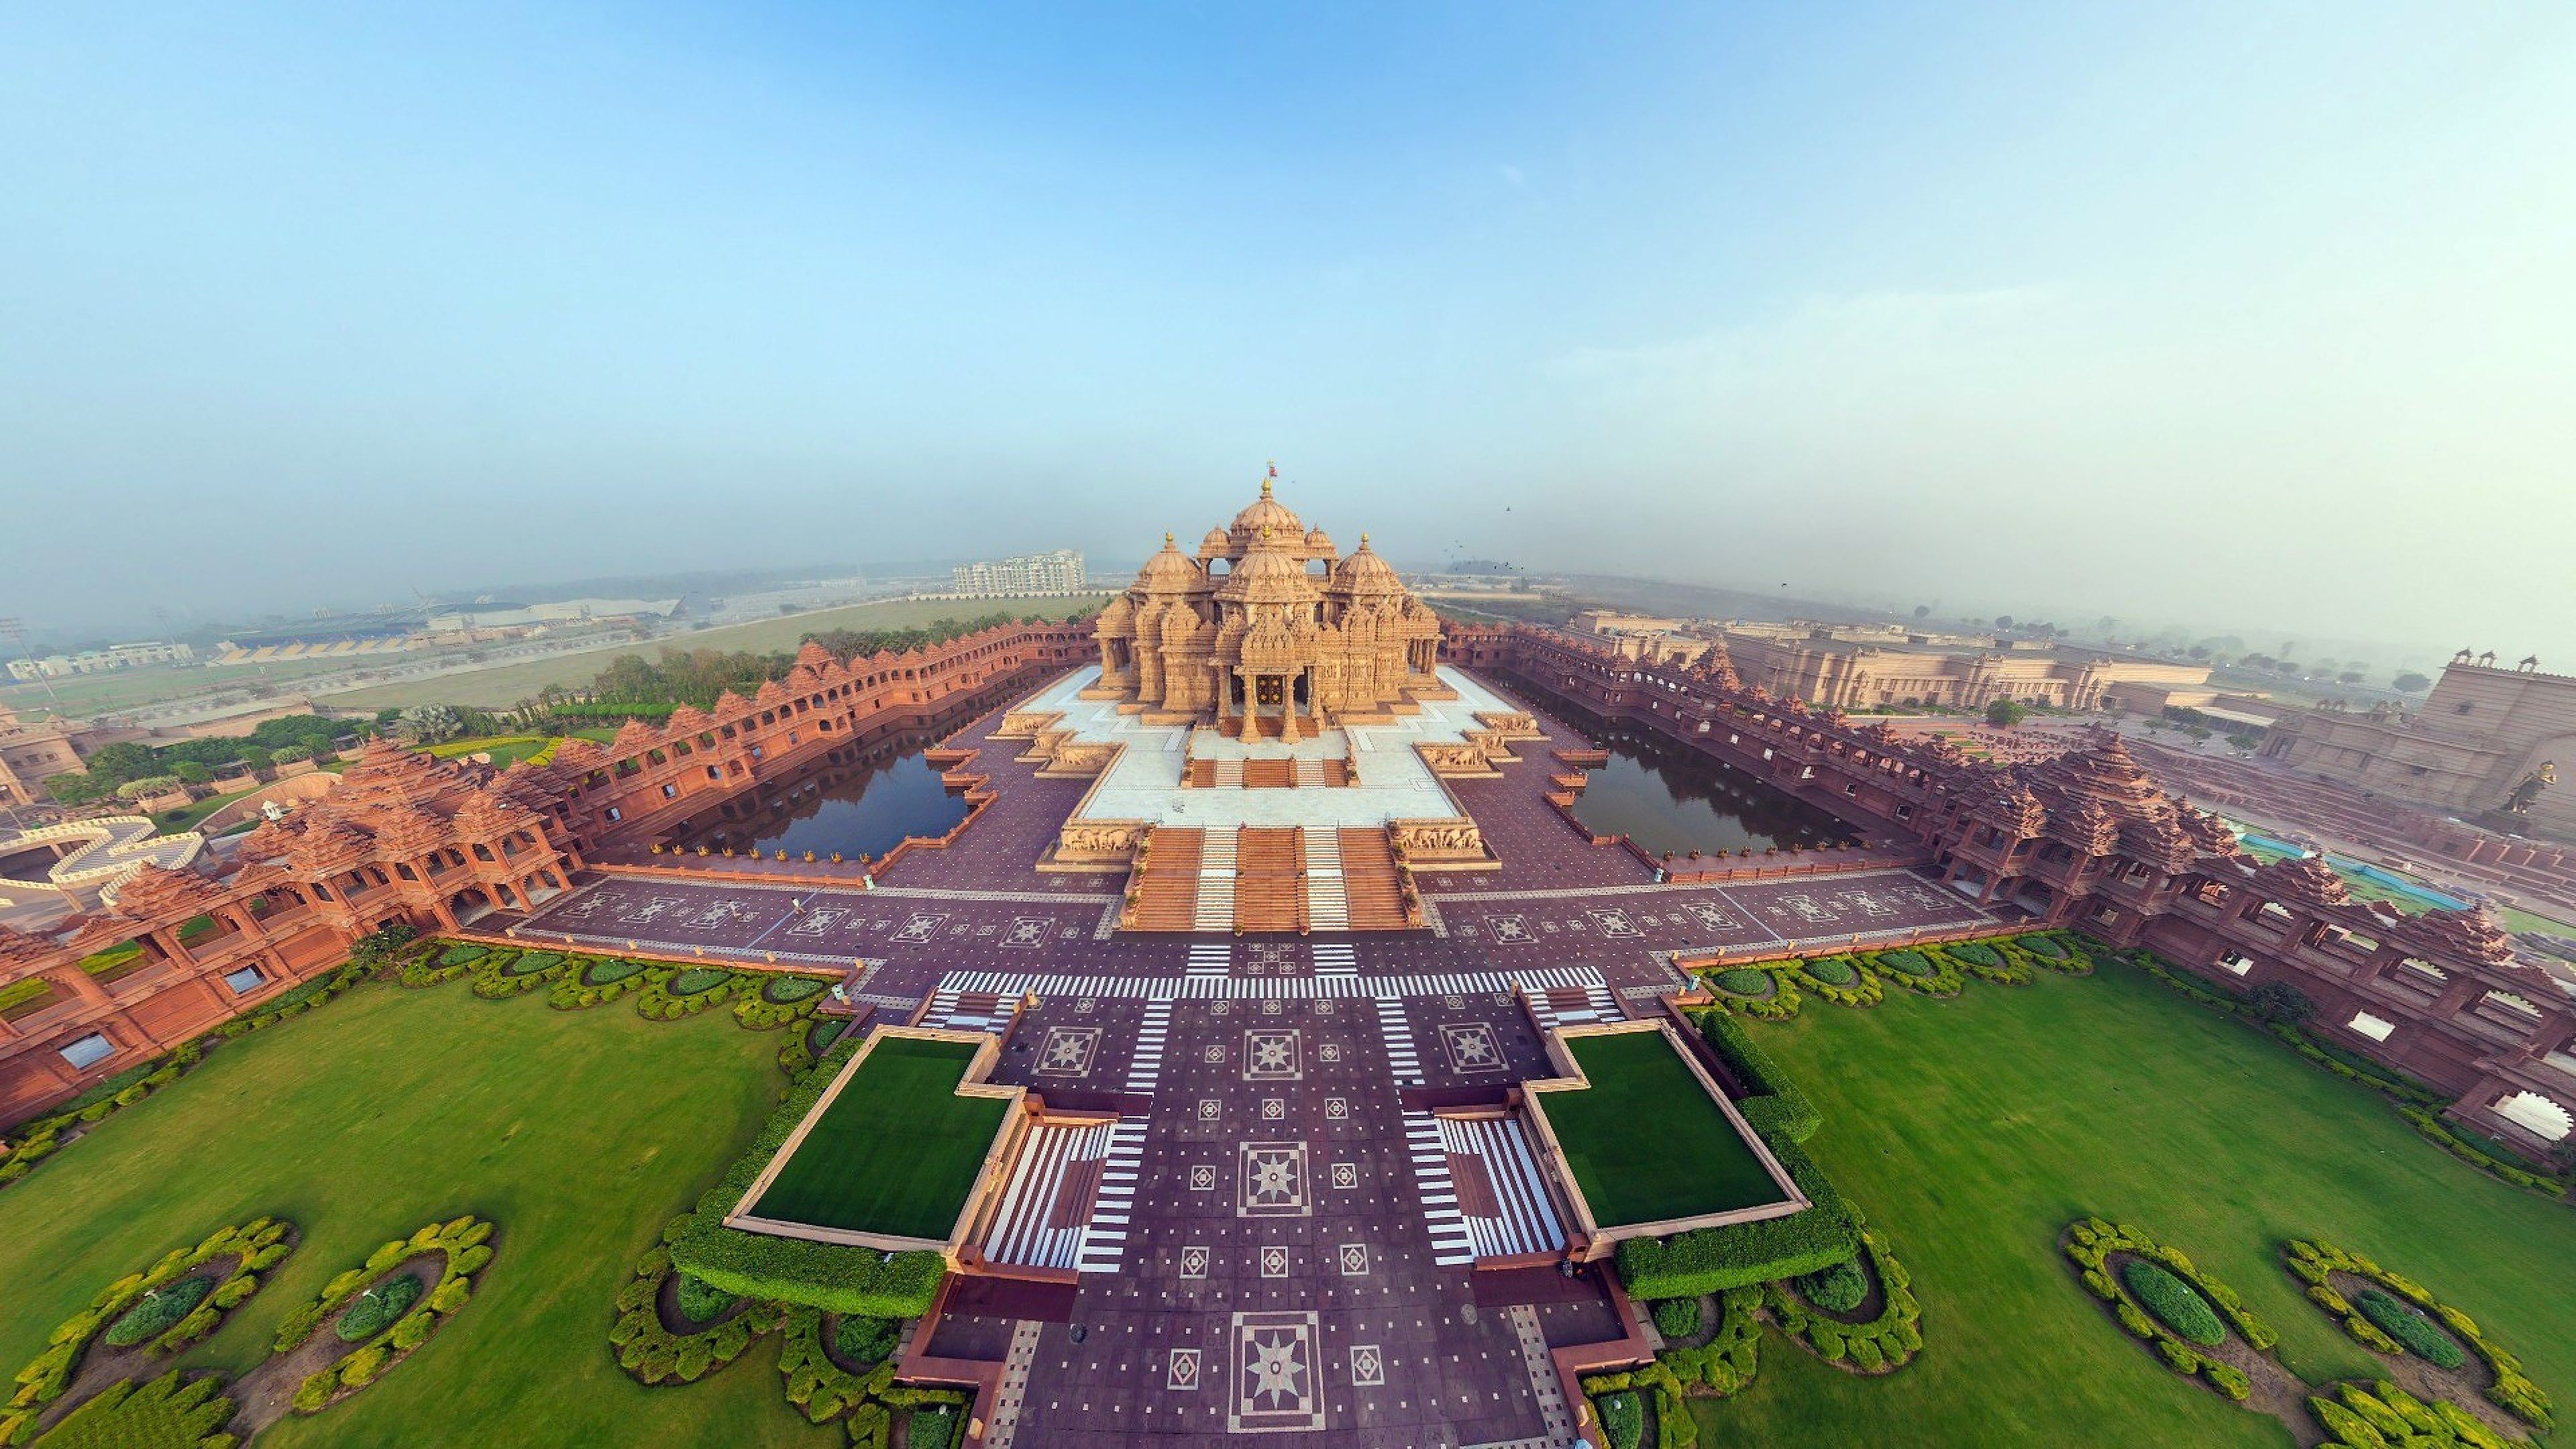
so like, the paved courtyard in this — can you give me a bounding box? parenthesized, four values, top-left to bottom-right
(506, 668, 2000, 1446)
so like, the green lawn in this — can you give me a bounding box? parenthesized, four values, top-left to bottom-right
(747, 1036, 1006, 1241)
(1548, 1030, 1787, 1228)
(0, 980, 838, 1448)
(1690, 962, 2576, 1448)
(320, 594, 1113, 710)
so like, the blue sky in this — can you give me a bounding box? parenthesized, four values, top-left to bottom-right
(3, 3, 2570, 653)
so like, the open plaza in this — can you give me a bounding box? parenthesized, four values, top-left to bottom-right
(0, 482, 2569, 1448)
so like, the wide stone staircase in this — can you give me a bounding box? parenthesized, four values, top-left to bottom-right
(1301, 828, 1348, 930)
(1192, 828, 1240, 931)
(1338, 828, 1410, 930)
(1126, 826, 1203, 931)
(1232, 828, 1303, 932)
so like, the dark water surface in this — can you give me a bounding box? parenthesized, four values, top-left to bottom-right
(1508, 682, 1859, 858)
(677, 743, 970, 861)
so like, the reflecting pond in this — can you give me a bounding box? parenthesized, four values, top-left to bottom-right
(674, 742, 969, 861)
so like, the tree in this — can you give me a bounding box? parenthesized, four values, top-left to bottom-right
(2392, 671, 2431, 693)
(2247, 980, 2316, 1026)
(1993, 615, 2016, 631)
(1985, 698, 2029, 729)
(1913, 604, 1931, 620)
(2226, 732, 2260, 751)
(2187, 644, 2212, 661)
(170, 761, 214, 785)
(2337, 670, 2363, 685)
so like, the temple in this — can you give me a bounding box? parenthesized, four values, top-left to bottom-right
(1088, 474, 1443, 739)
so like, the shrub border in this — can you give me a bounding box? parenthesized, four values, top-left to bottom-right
(2283, 1238, 2554, 1431)
(1, 1215, 296, 1440)
(2061, 1218, 2276, 1403)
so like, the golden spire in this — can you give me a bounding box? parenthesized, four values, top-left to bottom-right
(1261, 476, 1273, 498)
(1165, 531, 1175, 547)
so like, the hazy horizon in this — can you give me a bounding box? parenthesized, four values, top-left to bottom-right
(5, 3, 2570, 659)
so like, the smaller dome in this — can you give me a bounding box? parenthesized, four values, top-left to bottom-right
(1304, 527, 1336, 555)
(1199, 527, 1232, 555)
(1330, 533, 1403, 594)
(1133, 533, 1201, 593)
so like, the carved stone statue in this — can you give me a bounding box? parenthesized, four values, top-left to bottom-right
(2502, 761, 2557, 816)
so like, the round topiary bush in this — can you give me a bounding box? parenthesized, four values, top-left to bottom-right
(2121, 1260, 2224, 1347)
(503, 951, 561, 977)
(102, 1275, 215, 1348)
(1650, 1296, 1703, 1340)
(582, 958, 647, 987)
(1804, 957, 1859, 986)
(1794, 1257, 1869, 1314)
(1949, 941, 2004, 968)
(2355, 1287, 2467, 1369)
(1710, 968, 1772, 997)
(335, 1274, 424, 1344)
(1876, 949, 1935, 978)
(2023, 934, 2070, 959)
(764, 976, 827, 1004)
(672, 1274, 735, 1326)
(667, 967, 731, 996)
(437, 944, 488, 967)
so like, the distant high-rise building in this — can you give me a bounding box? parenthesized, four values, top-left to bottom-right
(950, 549, 1085, 596)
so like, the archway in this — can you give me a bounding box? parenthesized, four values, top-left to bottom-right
(2493, 1089, 2572, 1142)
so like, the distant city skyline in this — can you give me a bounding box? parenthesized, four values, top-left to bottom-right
(4, 4, 2570, 656)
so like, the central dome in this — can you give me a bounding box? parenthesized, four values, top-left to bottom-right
(1228, 477, 1307, 544)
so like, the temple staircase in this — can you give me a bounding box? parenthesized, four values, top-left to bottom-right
(1212, 759, 1244, 787)
(1126, 827, 1203, 931)
(1301, 828, 1348, 930)
(1232, 828, 1303, 932)
(1338, 828, 1410, 931)
(1192, 830, 1238, 932)
(1294, 758, 1330, 788)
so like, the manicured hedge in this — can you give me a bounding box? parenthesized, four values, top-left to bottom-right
(1596, 1389, 1643, 1449)
(1, 1216, 294, 1436)
(280, 1215, 496, 1416)
(101, 1275, 216, 1348)
(2356, 1288, 2466, 1370)
(437, 944, 488, 967)
(1802, 956, 1858, 986)
(674, 1274, 736, 1326)
(584, 957, 649, 987)
(669, 967, 732, 996)
(335, 1273, 425, 1343)
(2308, 1381, 2520, 1449)
(1692, 1010, 1819, 1143)
(1766, 1231, 1923, 1373)
(608, 1236, 782, 1387)
(2286, 1238, 2550, 1430)
(837, 1314, 900, 1367)
(2065, 1218, 2276, 1401)
(2122, 1260, 2225, 1347)
(765, 976, 828, 1004)
(23, 1371, 235, 1448)
(1794, 1257, 1868, 1315)
(1876, 949, 1935, 977)
(667, 1038, 946, 1319)
(1615, 1132, 1856, 1298)
(1710, 968, 1772, 996)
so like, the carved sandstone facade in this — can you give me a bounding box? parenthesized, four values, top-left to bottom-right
(1089, 478, 1442, 740)
(0, 621, 1094, 1121)
(1449, 622, 2576, 1157)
